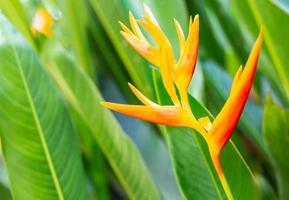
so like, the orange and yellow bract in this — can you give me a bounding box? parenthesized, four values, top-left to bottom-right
(31, 8, 53, 37)
(101, 5, 263, 200)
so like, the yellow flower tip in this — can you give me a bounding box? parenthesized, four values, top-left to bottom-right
(173, 18, 185, 51)
(259, 26, 264, 38)
(119, 23, 133, 35)
(173, 14, 199, 106)
(129, 10, 133, 18)
(230, 65, 243, 94)
(128, 82, 158, 106)
(193, 15, 199, 33)
(100, 101, 111, 108)
(194, 14, 199, 22)
(31, 8, 54, 37)
(198, 116, 212, 132)
(143, 4, 160, 28)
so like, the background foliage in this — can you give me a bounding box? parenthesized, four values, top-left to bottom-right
(0, 0, 288, 199)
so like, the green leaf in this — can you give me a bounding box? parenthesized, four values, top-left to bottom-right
(0, 41, 87, 199)
(42, 43, 161, 200)
(70, 110, 110, 200)
(245, 0, 289, 98)
(89, 0, 151, 94)
(0, 167, 12, 200)
(57, 0, 93, 76)
(263, 97, 289, 200)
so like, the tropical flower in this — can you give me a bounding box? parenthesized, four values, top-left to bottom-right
(31, 8, 53, 37)
(101, 5, 263, 199)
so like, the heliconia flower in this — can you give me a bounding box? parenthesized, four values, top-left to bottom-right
(101, 5, 263, 200)
(31, 8, 53, 37)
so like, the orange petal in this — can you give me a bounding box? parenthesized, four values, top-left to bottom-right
(31, 8, 53, 37)
(174, 18, 186, 52)
(120, 31, 159, 66)
(160, 45, 180, 105)
(101, 102, 194, 127)
(128, 83, 158, 106)
(208, 29, 263, 153)
(174, 15, 199, 108)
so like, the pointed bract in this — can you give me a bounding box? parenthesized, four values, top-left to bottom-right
(128, 83, 158, 106)
(174, 18, 185, 52)
(101, 102, 189, 126)
(174, 15, 199, 108)
(208, 29, 263, 153)
(120, 31, 159, 66)
(159, 45, 180, 105)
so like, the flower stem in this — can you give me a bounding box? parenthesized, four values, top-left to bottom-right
(210, 151, 234, 200)
(219, 171, 234, 200)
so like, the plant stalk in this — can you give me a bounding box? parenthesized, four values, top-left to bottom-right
(210, 151, 234, 200)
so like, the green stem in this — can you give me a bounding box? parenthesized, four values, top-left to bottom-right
(210, 150, 234, 200)
(219, 171, 234, 200)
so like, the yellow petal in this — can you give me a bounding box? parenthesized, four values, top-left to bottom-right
(174, 16, 199, 90)
(174, 15, 199, 109)
(137, 20, 168, 47)
(129, 12, 147, 41)
(160, 45, 180, 105)
(143, 4, 160, 28)
(119, 21, 133, 35)
(174, 18, 185, 52)
(120, 31, 159, 66)
(128, 83, 158, 106)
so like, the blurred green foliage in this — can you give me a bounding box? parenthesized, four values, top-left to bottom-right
(0, 0, 288, 199)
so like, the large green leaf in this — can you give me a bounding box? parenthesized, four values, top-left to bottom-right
(71, 110, 110, 200)
(42, 43, 161, 200)
(89, 0, 152, 94)
(244, 0, 289, 98)
(263, 98, 289, 200)
(0, 41, 87, 199)
(57, 0, 93, 76)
